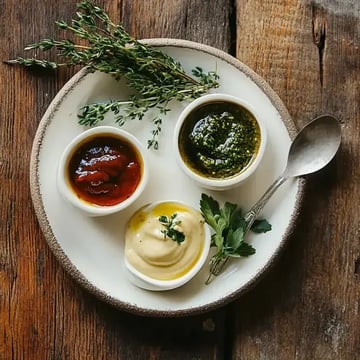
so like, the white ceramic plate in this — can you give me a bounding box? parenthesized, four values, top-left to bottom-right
(30, 39, 304, 316)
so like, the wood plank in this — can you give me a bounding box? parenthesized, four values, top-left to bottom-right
(0, 0, 232, 359)
(232, 0, 360, 359)
(119, 0, 233, 52)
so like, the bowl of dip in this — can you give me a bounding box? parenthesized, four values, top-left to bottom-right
(57, 126, 148, 216)
(124, 201, 211, 291)
(174, 93, 267, 190)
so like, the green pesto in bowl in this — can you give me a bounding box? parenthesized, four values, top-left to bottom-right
(178, 101, 261, 179)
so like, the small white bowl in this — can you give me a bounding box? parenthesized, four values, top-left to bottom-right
(174, 93, 267, 191)
(57, 126, 148, 216)
(124, 201, 211, 291)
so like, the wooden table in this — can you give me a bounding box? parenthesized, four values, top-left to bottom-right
(1, 1, 359, 359)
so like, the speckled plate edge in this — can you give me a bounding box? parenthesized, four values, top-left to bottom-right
(29, 38, 306, 317)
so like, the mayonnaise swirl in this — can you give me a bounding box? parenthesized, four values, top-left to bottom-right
(125, 202, 205, 280)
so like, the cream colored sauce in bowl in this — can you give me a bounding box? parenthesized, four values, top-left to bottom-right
(124, 201, 210, 291)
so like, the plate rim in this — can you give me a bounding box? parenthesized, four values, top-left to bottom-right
(29, 38, 306, 317)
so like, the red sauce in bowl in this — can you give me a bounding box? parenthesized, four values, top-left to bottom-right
(68, 135, 142, 206)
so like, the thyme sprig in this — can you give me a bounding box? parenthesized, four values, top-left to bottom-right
(6, 1, 220, 149)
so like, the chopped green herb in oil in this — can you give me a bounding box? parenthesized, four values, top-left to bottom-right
(179, 101, 260, 178)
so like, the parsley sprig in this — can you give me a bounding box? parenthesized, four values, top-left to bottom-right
(158, 214, 185, 245)
(200, 193, 271, 282)
(6, 0, 219, 149)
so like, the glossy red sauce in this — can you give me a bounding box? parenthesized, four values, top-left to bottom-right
(68, 135, 142, 206)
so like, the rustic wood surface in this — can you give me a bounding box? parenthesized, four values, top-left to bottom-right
(0, 0, 359, 359)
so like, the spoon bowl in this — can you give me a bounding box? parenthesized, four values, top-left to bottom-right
(285, 115, 342, 178)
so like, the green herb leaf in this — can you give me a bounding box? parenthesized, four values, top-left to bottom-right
(213, 215, 227, 248)
(200, 194, 232, 248)
(225, 226, 244, 252)
(229, 207, 245, 231)
(158, 213, 185, 245)
(200, 193, 220, 218)
(220, 202, 237, 227)
(200, 194, 221, 230)
(228, 242, 256, 257)
(158, 215, 168, 224)
(251, 219, 272, 233)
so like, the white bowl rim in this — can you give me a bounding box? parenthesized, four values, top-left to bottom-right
(57, 125, 149, 216)
(173, 93, 267, 189)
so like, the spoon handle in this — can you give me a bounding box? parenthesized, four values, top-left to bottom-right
(243, 175, 288, 231)
(206, 175, 288, 284)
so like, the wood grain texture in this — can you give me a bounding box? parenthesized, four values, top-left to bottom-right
(233, 0, 360, 359)
(119, 0, 233, 52)
(1, 0, 359, 359)
(0, 0, 231, 359)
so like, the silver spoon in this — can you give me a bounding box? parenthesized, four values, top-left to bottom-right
(206, 114, 342, 284)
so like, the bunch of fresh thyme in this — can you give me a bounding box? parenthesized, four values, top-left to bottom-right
(6, 0, 219, 149)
